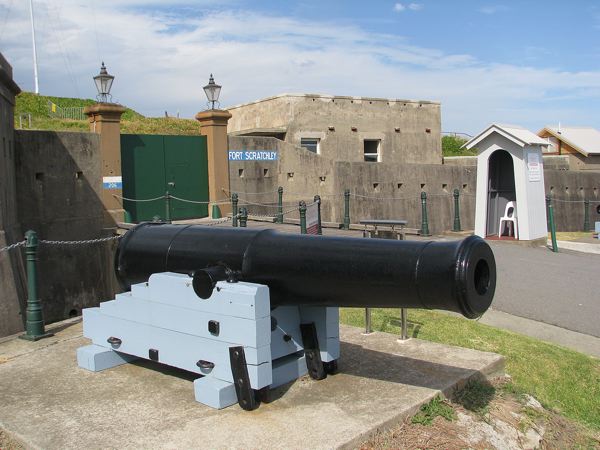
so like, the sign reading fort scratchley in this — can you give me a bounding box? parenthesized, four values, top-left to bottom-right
(228, 150, 278, 161)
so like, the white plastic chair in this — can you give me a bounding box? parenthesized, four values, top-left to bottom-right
(498, 201, 518, 239)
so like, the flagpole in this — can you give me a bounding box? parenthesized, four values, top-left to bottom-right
(29, 0, 39, 94)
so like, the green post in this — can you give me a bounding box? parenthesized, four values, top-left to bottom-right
(20, 230, 53, 341)
(548, 203, 558, 253)
(124, 210, 133, 224)
(276, 186, 284, 224)
(212, 204, 222, 219)
(299, 201, 307, 234)
(420, 191, 431, 237)
(165, 191, 171, 223)
(452, 188, 462, 232)
(314, 195, 322, 235)
(231, 193, 239, 227)
(343, 189, 350, 230)
(545, 195, 551, 228)
(583, 199, 590, 231)
(239, 207, 248, 228)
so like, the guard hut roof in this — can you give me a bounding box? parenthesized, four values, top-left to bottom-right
(463, 123, 548, 151)
(537, 126, 600, 156)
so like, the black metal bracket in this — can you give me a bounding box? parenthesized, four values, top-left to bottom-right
(300, 323, 326, 380)
(229, 346, 259, 411)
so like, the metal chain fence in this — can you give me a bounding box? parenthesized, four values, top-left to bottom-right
(39, 235, 124, 246)
(0, 240, 26, 253)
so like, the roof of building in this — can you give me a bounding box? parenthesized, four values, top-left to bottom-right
(538, 126, 600, 156)
(464, 123, 548, 150)
(226, 93, 440, 110)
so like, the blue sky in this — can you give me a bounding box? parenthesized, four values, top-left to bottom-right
(1, 0, 599, 134)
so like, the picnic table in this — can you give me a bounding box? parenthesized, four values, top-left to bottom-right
(360, 219, 408, 240)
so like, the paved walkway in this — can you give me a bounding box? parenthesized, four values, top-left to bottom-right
(488, 241, 600, 338)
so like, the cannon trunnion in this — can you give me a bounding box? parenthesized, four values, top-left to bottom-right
(78, 223, 496, 411)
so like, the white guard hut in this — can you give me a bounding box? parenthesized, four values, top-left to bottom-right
(465, 124, 548, 241)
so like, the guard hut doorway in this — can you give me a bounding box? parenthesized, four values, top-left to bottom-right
(486, 150, 516, 236)
(465, 124, 548, 242)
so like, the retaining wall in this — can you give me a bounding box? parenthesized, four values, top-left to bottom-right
(0, 52, 26, 337)
(229, 136, 600, 233)
(14, 130, 117, 325)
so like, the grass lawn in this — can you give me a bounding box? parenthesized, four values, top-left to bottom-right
(340, 307, 600, 431)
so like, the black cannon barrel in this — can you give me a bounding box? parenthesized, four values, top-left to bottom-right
(115, 223, 496, 319)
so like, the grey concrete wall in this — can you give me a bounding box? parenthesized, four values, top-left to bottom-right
(228, 136, 335, 220)
(544, 170, 600, 232)
(228, 136, 475, 233)
(567, 153, 600, 171)
(0, 52, 26, 338)
(14, 130, 117, 325)
(228, 94, 441, 165)
(229, 136, 600, 234)
(332, 162, 476, 233)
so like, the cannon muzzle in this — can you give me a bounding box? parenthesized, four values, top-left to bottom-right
(116, 223, 496, 319)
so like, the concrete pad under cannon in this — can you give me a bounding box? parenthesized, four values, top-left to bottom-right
(0, 319, 504, 450)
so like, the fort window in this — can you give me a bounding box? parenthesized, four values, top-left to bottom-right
(300, 138, 320, 154)
(363, 139, 380, 162)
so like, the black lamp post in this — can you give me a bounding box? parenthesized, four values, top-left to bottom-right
(203, 74, 221, 109)
(94, 62, 115, 103)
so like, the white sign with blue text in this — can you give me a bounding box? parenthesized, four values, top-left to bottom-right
(229, 150, 278, 161)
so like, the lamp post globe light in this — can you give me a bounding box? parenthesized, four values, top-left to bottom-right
(93, 62, 115, 103)
(203, 74, 221, 110)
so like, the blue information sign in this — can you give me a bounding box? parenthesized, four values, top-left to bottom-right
(228, 150, 278, 161)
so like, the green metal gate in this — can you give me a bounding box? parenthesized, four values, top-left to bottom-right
(121, 134, 208, 222)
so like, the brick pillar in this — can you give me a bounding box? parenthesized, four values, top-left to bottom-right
(84, 103, 126, 226)
(195, 109, 232, 216)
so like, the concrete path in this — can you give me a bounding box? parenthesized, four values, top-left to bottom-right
(0, 320, 503, 450)
(488, 241, 600, 338)
(478, 309, 600, 358)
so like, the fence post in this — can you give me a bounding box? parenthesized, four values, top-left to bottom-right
(548, 202, 558, 253)
(231, 193, 239, 227)
(19, 230, 52, 341)
(165, 191, 171, 223)
(546, 195, 552, 228)
(299, 201, 307, 234)
(212, 204, 222, 219)
(583, 199, 590, 231)
(364, 308, 372, 334)
(400, 308, 408, 340)
(314, 195, 322, 235)
(239, 207, 248, 228)
(453, 188, 462, 232)
(420, 191, 431, 237)
(343, 189, 350, 230)
(276, 186, 284, 224)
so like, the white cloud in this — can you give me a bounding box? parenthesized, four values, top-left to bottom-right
(394, 3, 422, 12)
(1, 1, 598, 134)
(479, 5, 508, 15)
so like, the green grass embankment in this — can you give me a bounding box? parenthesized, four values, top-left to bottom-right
(340, 308, 600, 431)
(14, 92, 199, 135)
